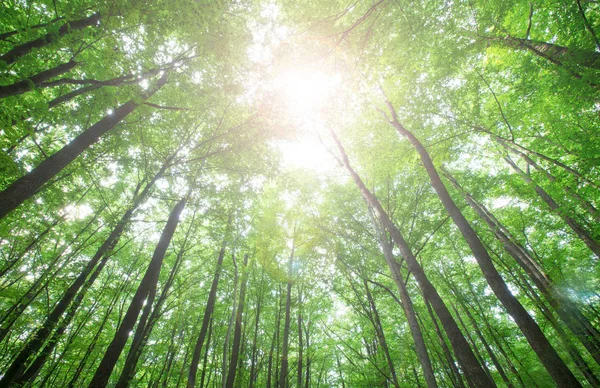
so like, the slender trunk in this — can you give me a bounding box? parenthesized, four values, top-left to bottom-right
(329, 127, 493, 387)
(199, 317, 214, 388)
(304, 321, 311, 388)
(445, 168, 600, 367)
(116, 225, 189, 388)
(0, 166, 165, 384)
(225, 254, 249, 388)
(0, 13, 101, 65)
(187, 215, 232, 388)
(222, 255, 239, 388)
(364, 279, 400, 388)
(87, 198, 186, 388)
(0, 217, 60, 278)
(384, 102, 581, 387)
(505, 156, 600, 259)
(267, 286, 282, 388)
(0, 60, 78, 99)
(249, 279, 263, 388)
(0, 16, 64, 41)
(0, 73, 167, 220)
(297, 286, 303, 388)
(373, 223, 438, 388)
(279, 245, 294, 388)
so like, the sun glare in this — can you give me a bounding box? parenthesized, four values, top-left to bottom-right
(275, 69, 341, 117)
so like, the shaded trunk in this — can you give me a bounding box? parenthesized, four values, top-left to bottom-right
(385, 102, 580, 388)
(505, 155, 600, 259)
(445, 168, 600, 367)
(199, 317, 214, 388)
(363, 279, 400, 388)
(187, 215, 232, 388)
(373, 223, 438, 388)
(0, 60, 77, 99)
(297, 286, 303, 388)
(225, 254, 249, 388)
(221, 255, 239, 388)
(87, 197, 186, 388)
(0, 73, 167, 220)
(279, 245, 294, 388)
(0, 166, 165, 385)
(0, 13, 101, 65)
(249, 275, 263, 388)
(329, 127, 493, 387)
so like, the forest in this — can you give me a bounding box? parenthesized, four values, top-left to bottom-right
(0, 0, 600, 387)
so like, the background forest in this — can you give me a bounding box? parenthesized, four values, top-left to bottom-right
(0, 0, 599, 387)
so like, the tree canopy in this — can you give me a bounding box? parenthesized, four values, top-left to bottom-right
(1, 0, 600, 387)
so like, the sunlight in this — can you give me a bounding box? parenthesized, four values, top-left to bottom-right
(277, 134, 336, 172)
(275, 69, 341, 117)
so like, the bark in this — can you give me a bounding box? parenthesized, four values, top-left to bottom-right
(384, 101, 581, 388)
(0, 13, 101, 65)
(267, 285, 282, 388)
(0, 73, 167, 220)
(0, 217, 60, 279)
(373, 221, 438, 388)
(279, 245, 294, 388)
(187, 214, 232, 388)
(225, 254, 249, 388)
(0, 16, 64, 41)
(329, 127, 493, 387)
(199, 317, 214, 388)
(505, 156, 600, 259)
(363, 279, 400, 388)
(0, 60, 77, 99)
(297, 286, 303, 388)
(115, 236, 187, 388)
(445, 168, 600, 367)
(249, 273, 264, 388)
(304, 320, 311, 388)
(222, 255, 239, 388)
(87, 197, 186, 388)
(0, 165, 166, 385)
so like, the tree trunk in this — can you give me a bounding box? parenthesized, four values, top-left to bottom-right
(0, 165, 167, 385)
(87, 197, 186, 388)
(363, 279, 400, 388)
(445, 168, 600, 367)
(504, 155, 600, 259)
(0, 13, 101, 65)
(0, 60, 77, 99)
(279, 244, 294, 388)
(0, 73, 167, 220)
(187, 214, 232, 388)
(225, 254, 249, 388)
(249, 273, 263, 388)
(297, 285, 303, 388)
(329, 126, 493, 387)
(199, 317, 214, 388)
(384, 101, 581, 388)
(372, 221, 438, 388)
(221, 254, 239, 388)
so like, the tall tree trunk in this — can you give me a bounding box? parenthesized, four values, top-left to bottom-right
(329, 127, 493, 387)
(249, 272, 264, 388)
(504, 155, 600, 259)
(115, 232, 188, 388)
(279, 244, 294, 388)
(384, 101, 581, 388)
(187, 214, 232, 388)
(0, 73, 167, 220)
(197, 316, 214, 388)
(372, 220, 438, 388)
(444, 168, 600, 367)
(267, 284, 282, 388)
(304, 320, 311, 388)
(297, 285, 303, 388)
(222, 254, 239, 388)
(0, 164, 167, 385)
(363, 279, 400, 388)
(0, 12, 101, 65)
(87, 197, 186, 388)
(0, 60, 77, 99)
(225, 254, 249, 388)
